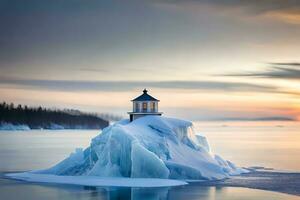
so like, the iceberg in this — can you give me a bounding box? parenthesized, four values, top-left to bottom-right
(6, 172, 187, 187)
(7, 116, 247, 186)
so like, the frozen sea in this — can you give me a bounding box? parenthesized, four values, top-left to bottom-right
(0, 121, 300, 200)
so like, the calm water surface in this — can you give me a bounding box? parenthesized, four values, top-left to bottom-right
(0, 121, 300, 200)
(194, 121, 300, 171)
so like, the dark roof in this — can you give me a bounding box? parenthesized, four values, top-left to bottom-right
(131, 89, 159, 101)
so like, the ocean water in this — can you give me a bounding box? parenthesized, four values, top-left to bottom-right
(1, 177, 299, 200)
(0, 121, 300, 200)
(193, 121, 300, 171)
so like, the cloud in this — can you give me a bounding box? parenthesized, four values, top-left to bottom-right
(163, 107, 297, 121)
(155, 0, 300, 24)
(225, 62, 300, 80)
(79, 68, 109, 73)
(270, 62, 300, 66)
(263, 8, 300, 25)
(0, 76, 275, 93)
(210, 116, 296, 122)
(156, 0, 300, 13)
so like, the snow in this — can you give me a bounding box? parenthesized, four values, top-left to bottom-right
(6, 116, 248, 187)
(6, 172, 187, 187)
(0, 122, 30, 131)
(48, 123, 65, 130)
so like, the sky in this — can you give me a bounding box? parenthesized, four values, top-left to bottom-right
(1, 0, 300, 121)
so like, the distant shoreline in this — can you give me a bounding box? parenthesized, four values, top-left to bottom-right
(0, 124, 104, 131)
(0, 129, 102, 131)
(0, 102, 110, 131)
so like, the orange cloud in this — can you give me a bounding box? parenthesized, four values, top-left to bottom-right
(263, 9, 300, 25)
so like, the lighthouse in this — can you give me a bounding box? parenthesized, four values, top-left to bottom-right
(128, 89, 163, 122)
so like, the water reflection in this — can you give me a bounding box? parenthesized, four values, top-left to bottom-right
(0, 177, 299, 200)
(131, 187, 168, 200)
(78, 186, 169, 200)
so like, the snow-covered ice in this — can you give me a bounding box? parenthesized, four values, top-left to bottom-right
(6, 172, 187, 187)
(0, 122, 30, 131)
(6, 116, 248, 186)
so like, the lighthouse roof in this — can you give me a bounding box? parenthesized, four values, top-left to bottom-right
(131, 89, 159, 102)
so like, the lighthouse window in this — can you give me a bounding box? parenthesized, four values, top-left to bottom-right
(150, 102, 155, 112)
(135, 102, 139, 112)
(142, 102, 147, 111)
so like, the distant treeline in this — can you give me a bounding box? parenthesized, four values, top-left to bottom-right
(0, 102, 109, 129)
